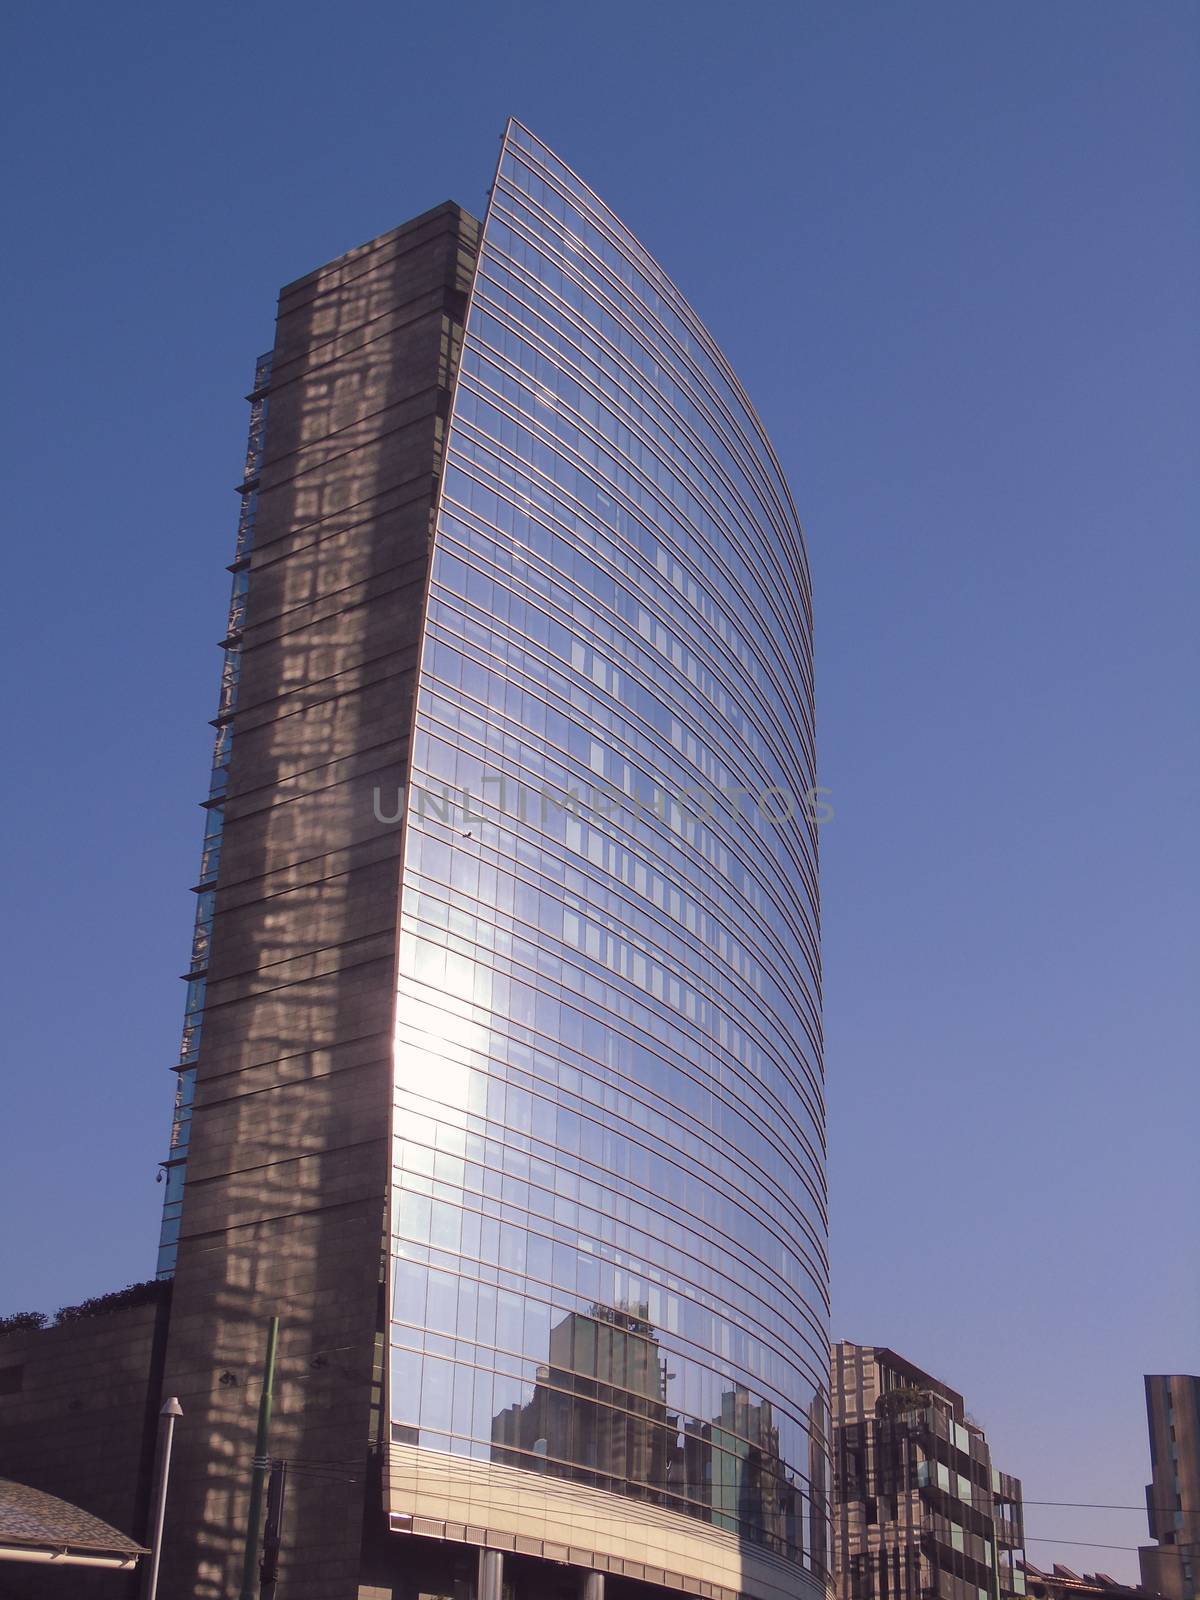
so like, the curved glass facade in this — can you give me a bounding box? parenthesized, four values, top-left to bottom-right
(389, 122, 827, 1591)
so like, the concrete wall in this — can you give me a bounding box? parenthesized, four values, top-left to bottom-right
(157, 202, 479, 1600)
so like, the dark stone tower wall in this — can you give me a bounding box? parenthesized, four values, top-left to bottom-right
(157, 203, 479, 1600)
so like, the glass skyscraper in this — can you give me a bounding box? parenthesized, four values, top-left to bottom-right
(387, 124, 827, 1598)
(153, 121, 826, 1600)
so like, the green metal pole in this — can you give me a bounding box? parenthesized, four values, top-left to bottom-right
(239, 1316, 279, 1600)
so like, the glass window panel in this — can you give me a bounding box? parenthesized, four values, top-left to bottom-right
(456, 1277, 478, 1340)
(523, 1296, 550, 1362)
(397, 1191, 432, 1243)
(426, 1269, 458, 1334)
(475, 1282, 497, 1347)
(498, 1223, 527, 1272)
(430, 1200, 462, 1252)
(392, 1258, 428, 1324)
(526, 1230, 552, 1283)
(451, 1365, 474, 1437)
(496, 1289, 524, 1353)
(420, 1357, 454, 1433)
(390, 1349, 422, 1425)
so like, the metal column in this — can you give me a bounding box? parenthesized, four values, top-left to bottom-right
(478, 1547, 504, 1600)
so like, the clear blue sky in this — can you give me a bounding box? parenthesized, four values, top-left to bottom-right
(1, 1, 1194, 1579)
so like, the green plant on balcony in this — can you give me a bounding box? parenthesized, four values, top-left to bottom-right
(876, 1385, 931, 1419)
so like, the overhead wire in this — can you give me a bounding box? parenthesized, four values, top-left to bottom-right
(270, 1453, 1186, 1557)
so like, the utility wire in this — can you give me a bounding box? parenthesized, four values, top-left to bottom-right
(1023, 1538, 1144, 1553)
(276, 1457, 1172, 1554)
(286, 1447, 1195, 1510)
(293, 1446, 1198, 1520)
(271, 1462, 1181, 1575)
(1024, 1501, 1198, 1515)
(276, 1453, 1200, 1555)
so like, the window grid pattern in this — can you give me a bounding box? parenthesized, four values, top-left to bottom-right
(389, 122, 828, 1578)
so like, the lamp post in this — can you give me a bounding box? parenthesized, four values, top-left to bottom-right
(139, 1396, 183, 1600)
(239, 1316, 280, 1600)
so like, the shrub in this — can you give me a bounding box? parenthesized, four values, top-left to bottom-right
(54, 1280, 167, 1324)
(0, 1310, 49, 1333)
(876, 1385, 931, 1419)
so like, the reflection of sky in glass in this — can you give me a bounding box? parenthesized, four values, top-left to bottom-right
(390, 121, 827, 1579)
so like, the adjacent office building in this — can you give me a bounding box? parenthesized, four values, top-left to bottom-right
(831, 1343, 1025, 1600)
(149, 121, 827, 1600)
(1139, 1376, 1200, 1600)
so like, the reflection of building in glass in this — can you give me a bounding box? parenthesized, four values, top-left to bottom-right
(485, 1304, 810, 1564)
(491, 1305, 672, 1501)
(691, 1383, 803, 1554)
(387, 118, 828, 1600)
(831, 1343, 1025, 1600)
(1138, 1374, 1200, 1600)
(811, 1383, 833, 1575)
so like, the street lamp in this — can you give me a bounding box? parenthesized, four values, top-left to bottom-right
(140, 1396, 183, 1600)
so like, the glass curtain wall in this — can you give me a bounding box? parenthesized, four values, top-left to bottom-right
(389, 121, 828, 1582)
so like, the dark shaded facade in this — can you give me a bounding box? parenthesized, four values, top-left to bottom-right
(831, 1344, 1025, 1600)
(0, 1291, 170, 1598)
(1139, 1375, 1200, 1600)
(154, 201, 481, 1599)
